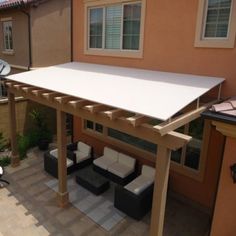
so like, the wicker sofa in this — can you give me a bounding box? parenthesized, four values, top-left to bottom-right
(114, 165, 156, 220)
(93, 147, 137, 185)
(44, 142, 93, 178)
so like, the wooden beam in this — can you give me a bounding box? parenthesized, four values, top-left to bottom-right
(31, 89, 49, 96)
(103, 109, 128, 120)
(5, 81, 21, 88)
(68, 99, 92, 109)
(155, 100, 218, 136)
(42, 92, 61, 101)
(8, 92, 20, 167)
(84, 104, 111, 113)
(54, 96, 76, 104)
(22, 86, 38, 93)
(126, 114, 152, 127)
(150, 146, 171, 236)
(8, 87, 191, 150)
(13, 84, 26, 90)
(56, 109, 69, 208)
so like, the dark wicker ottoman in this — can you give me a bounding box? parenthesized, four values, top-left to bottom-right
(75, 166, 110, 195)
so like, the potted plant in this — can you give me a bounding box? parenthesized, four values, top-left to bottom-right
(29, 109, 52, 151)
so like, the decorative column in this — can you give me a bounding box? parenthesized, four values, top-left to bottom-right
(8, 91, 20, 167)
(56, 109, 69, 208)
(150, 146, 171, 236)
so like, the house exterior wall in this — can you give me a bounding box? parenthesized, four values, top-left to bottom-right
(72, 0, 232, 209)
(169, 125, 224, 208)
(0, 8, 29, 71)
(210, 136, 236, 236)
(73, 0, 236, 98)
(73, 117, 225, 209)
(30, 0, 71, 67)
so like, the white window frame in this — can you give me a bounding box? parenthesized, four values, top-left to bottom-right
(82, 118, 210, 181)
(84, 0, 146, 58)
(194, 0, 236, 48)
(1, 19, 13, 52)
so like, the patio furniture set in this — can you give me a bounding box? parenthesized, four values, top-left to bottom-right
(44, 141, 156, 220)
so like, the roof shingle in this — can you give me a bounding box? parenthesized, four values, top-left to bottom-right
(0, 0, 37, 10)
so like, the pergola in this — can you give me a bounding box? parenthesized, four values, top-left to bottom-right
(5, 62, 224, 236)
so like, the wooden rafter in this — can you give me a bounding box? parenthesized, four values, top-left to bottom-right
(54, 96, 75, 104)
(155, 100, 218, 136)
(7, 85, 191, 150)
(84, 104, 111, 113)
(5, 81, 21, 88)
(103, 109, 128, 120)
(22, 86, 38, 93)
(42, 92, 62, 101)
(67, 99, 92, 109)
(13, 84, 26, 90)
(31, 89, 50, 96)
(126, 114, 152, 127)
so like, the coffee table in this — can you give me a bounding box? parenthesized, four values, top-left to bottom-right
(75, 166, 110, 195)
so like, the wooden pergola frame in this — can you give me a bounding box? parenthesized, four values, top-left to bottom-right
(6, 80, 218, 236)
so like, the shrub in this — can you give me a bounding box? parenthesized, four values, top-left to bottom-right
(27, 129, 40, 148)
(0, 156, 10, 167)
(29, 109, 53, 144)
(17, 134, 30, 160)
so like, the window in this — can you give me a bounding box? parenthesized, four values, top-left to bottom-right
(195, 0, 236, 48)
(171, 118, 204, 171)
(85, 0, 145, 58)
(2, 21, 13, 51)
(204, 0, 232, 38)
(83, 118, 208, 180)
(108, 128, 157, 153)
(85, 120, 104, 134)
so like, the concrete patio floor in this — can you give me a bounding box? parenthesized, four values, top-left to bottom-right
(0, 148, 211, 236)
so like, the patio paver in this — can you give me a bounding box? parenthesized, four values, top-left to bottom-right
(0, 148, 210, 236)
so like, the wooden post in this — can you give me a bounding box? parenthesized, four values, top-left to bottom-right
(8, 92, 20, 167)
(150, 146, 171, 236)
(56, 109, 69, 208)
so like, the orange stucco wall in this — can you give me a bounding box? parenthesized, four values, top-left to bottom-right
(169, 126, 224, 208)
(73, 0, 236, 97)
(72, 0, 233, 208)
(210, 137, 236, 236)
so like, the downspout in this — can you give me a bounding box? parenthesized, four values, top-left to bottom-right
(70, 0, 73, 62)
(20, 9, 32, 71)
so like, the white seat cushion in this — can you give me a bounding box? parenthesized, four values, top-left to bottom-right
(103, 147, 118, 161)
(65, 159, 74, 167)
(49, 149, 73, 167)
(50, 149, 58, 158)
(125, 175, 154, 195)
(108, 162, 134, 178)
(118, 153, 136, 168)
(142, 165, 156, 180)
(93, 155, 117, 170)
(74, 150, 90, 163)
(77, 142, 91, 155)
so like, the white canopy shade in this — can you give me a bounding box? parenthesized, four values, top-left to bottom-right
(7, 62, 224, 121)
